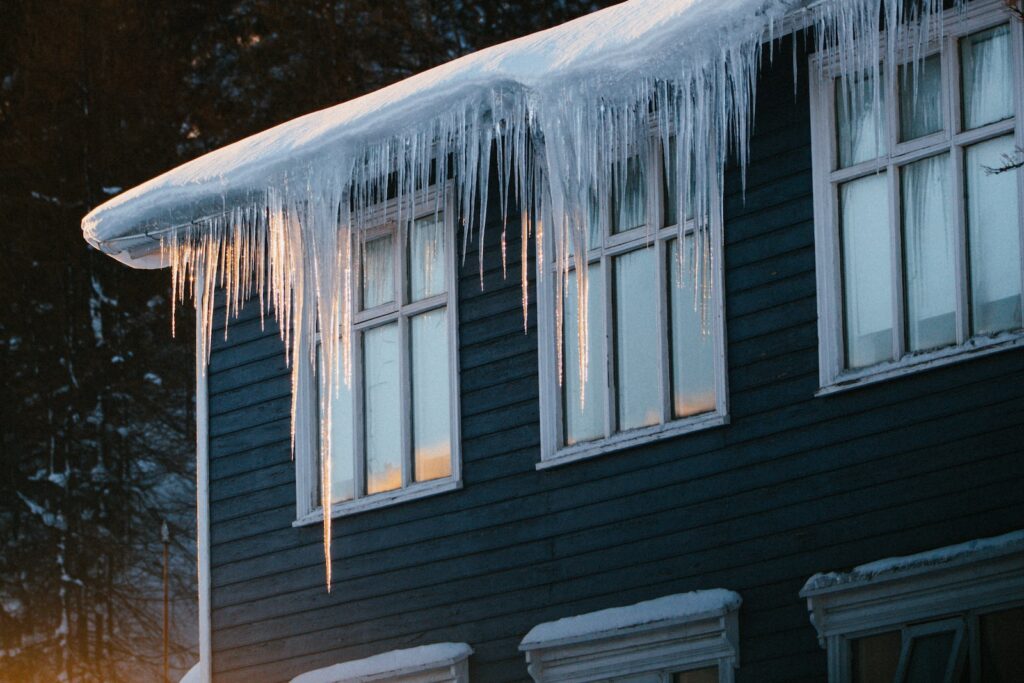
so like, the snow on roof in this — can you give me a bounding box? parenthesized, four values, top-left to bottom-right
(81, 0, 805, 264)
(519, 589, 742, 649)
(289, 643, 472, 683)
(801, 529, 1024, 594)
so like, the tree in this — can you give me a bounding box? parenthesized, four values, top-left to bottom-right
(0, 1, 616, 679)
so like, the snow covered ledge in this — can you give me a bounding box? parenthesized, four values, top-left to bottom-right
(519, 590, 742, 683)
(289, 643, 472, 683)
(799, 530, 1024, 650)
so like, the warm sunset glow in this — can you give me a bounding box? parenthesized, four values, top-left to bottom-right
(415, 444, 452, 482)
(367, 464, 402, 495)
(674, 391, 716, 418)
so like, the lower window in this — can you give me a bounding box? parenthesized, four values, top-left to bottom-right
(801, 530, 1024, 683)
(849, 609, 1023, 683)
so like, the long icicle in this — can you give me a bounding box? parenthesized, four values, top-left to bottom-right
(157, 0, 968, 591)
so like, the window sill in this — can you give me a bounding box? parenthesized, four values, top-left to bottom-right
(537, 412, 728, 471)
(293, 477, 462, 527)
(817, 330, 1024, 397)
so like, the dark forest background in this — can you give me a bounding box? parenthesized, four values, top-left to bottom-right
(0, 1, 614, 680)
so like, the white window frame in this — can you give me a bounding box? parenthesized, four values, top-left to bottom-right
(810, 0, 1024, 395)
(800, 531, 1024, 683)
(294, 184, 462, 525)
(536, 131, 729, 470)
(519, 592, 741, 683)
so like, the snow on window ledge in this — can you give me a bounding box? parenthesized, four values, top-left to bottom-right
(800, 530, 1024, 648)
(519, 590, 742, 683)
(289, 643, 472, 683)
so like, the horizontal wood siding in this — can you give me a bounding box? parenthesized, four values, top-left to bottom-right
(206, 37, 1024, 682)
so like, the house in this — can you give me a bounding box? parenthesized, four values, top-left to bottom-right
(82, 0, 1024, 681)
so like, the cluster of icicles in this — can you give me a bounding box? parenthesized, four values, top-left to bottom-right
(164, 0, 967, 590)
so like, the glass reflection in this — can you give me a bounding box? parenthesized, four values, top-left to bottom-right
(841, 173, 893, 368)
(837, 70, 887, 167)
(321, 345, 354, 503)
(612, 156, 647, 233)
(899, 54, 943, 141)
(966, 136, 1022, 336)
(663, 136, 696, 227)
(363, 323, 401, 494)
(961, 25, 1013, 130)
(564, 264, 606, 445)
(411, 309, 451, 482)
(362, 236, 394, 309)
(902, 154, 956, 351)
(615, 247, 660, 430)
(409, 213, 446, 301)
(669, 238, 716, 417)
(851, 631, 901, 683)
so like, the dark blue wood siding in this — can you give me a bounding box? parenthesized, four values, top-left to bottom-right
(206, 37, 1024, 682)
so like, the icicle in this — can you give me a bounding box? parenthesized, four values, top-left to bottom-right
(145, 0, 971, 592)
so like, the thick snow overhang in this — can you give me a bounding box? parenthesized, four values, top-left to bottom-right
(82, 0, 815, 268)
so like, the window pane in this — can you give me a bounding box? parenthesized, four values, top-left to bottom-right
(961, 25, 1014, 130)
(564, 264, 606, 446)
(899, 54, 943, 141)
(612, 156, 647, 233)
(409, 213, 446, 301)
(411, 309, 451, 482)
(980, 607, 1024, 682)
(363, 323, 401, 494)
(903, 631, 956, 683)
(674, 667, 718, 683)
(851, 630, 901, 683)
(588, 189, 602, 249)
(841, 173, 893, 368)
(837, 71, 887, 167)
(669, 238, 716, 418)
(966, 135, 1022, 336)
(615, 247, 661, 430)
(663, 137, 696, 227)
(902, 154, 956, 351)
(321, 347, 355, 503)
(362, 235, 394, 309)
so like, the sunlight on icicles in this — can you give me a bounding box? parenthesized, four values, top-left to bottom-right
(152, 0, 968, 592)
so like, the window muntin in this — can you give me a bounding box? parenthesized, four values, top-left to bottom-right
(811, 4, 1024, 391)
(541, 137, 727, 464)
(302, 198, 460, 520)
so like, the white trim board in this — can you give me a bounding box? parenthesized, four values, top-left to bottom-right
(195, 272, 213, 683)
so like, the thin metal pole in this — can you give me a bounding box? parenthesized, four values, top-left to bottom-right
(162, 520, 170, 683)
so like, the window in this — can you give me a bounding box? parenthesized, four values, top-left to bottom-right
(295, 187, 461, 523)
(519, 591, 741, 683)
(537, 136, 728, 468)
(801, 530, 1024, 683)
(810, 1, 1024, 393)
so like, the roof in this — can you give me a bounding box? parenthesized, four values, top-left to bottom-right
(81, 0, 808, 267)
